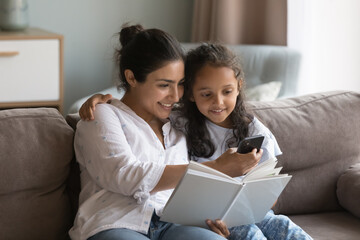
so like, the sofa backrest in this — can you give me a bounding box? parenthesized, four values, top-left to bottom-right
(247, 91, 360, 215)
(0, 108, 75, 240)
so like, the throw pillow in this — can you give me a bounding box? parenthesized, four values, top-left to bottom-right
(337, 163, 360, 218)
(245, 81, 282, 101)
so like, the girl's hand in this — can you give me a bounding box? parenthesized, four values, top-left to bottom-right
(206, 148, 262, 177)
(206, 219, 230, 239)
(79, 94, 112, 120)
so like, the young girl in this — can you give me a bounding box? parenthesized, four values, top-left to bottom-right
(79, 43, 312, 240)
(177, 43, 312, 240)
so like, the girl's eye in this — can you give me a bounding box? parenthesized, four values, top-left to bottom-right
(224, 89, 233, 95)
(201, 92, 211, 97)
(159, 84, 169, 88)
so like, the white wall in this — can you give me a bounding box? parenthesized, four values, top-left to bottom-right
(288, 0, 360, 96)
(27, 0, 193, 114)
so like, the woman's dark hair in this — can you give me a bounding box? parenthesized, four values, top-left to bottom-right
(115, 24, 185, 90)
(179, 43, 253, 158)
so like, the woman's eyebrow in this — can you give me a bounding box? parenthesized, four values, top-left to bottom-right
(197, 87, 211, 91)
(156, 78, 185, 83)
(155, 79, 175, 83)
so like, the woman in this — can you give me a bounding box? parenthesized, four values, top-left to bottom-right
(69, 24, 262, 240)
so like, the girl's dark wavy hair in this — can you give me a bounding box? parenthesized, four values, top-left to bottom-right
(177, 43, 253, 158)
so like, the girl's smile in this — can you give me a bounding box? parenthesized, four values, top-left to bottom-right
(210, 108, 226, 114)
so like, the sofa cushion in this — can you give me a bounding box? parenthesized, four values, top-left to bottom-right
(289, 211, 360, 240)
(247, 91, 360, 215)
(337, 163, 360, 218)
(0, 108, 74, 240)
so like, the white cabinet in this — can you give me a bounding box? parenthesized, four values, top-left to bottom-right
(0, 28, 63, 113)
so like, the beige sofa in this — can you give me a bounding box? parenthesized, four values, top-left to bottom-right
(1, 90, 360, 240)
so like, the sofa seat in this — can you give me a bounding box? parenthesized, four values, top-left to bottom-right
(290, 211, 360, 240)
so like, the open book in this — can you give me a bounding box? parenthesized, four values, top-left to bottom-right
(160, 158, 291, 228)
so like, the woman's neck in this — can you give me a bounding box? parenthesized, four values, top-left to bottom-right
(122, 92, 157, 124)
(122, 92, 165, 147)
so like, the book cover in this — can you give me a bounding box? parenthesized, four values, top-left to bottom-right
(160, 159, 291, 228)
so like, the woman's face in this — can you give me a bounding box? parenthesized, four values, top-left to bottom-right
(191, 64, 239, 128)
(130, 60, 185, 122)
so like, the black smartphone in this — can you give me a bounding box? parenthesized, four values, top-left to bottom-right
(237, 135, 264, 154)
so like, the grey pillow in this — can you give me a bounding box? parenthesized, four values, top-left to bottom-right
(245, 81, 282, 101)
(337, 163, 360, 218)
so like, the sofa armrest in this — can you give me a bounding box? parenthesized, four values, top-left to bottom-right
(337, 163, 360, 218)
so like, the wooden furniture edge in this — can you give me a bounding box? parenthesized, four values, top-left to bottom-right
(0, 28, 64, 114)
(0, 28, 63, 40)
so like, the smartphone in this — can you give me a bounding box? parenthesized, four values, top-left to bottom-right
(237, 135, 264, 154)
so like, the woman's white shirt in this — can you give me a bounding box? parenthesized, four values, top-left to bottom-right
(69, 99, 188, 240)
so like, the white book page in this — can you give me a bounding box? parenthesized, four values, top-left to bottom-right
(187, 169, 236, 183)
(243, 167, 283, 182)
(188, 161, 238, 182)
(241, 158, 278, 182)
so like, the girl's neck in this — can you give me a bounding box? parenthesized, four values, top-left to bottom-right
(207, 117, 233, 129)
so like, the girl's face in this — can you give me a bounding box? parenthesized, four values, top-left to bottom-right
(129, 60, 185, 122)
(191, 64, 239, 128)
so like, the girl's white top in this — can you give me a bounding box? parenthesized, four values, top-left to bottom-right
(189, 117, 282, 163)
(69, 99, 188, 240)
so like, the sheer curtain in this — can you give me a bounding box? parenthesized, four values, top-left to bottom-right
(288, 0, 360, 95)
(192, 0, 360, 95)
(191, 0, 287, 45)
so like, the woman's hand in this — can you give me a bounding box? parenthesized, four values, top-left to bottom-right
(206, 219, 230, 239)
(79, 94, 112, 120)
(204, 148, 262, 177)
